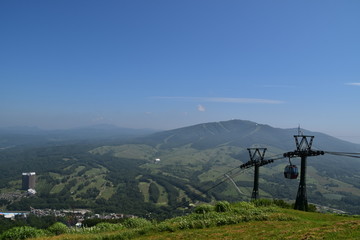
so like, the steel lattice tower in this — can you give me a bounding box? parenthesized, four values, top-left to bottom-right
(247, 148, 267, 200)
(284, 134, 324, 211)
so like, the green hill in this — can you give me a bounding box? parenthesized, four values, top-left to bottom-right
(1, 119, 360, 217)
(90, 120, 360, 214)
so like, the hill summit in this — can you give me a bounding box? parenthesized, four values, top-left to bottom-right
(138, 119, 360, 151)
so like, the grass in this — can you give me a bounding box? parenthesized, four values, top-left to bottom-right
(35, 165, 116, 201)
(139, 182, 150, 202)
(135, 218, 360, 240)
(155, 182, 168, 206)
(22, 200, 360, 240)
(134, 209, 360, 240)
(138, 180, 168, 205)
(90, 144, 157, 161)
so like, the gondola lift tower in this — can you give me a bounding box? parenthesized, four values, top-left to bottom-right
(283, 127, 324, 211)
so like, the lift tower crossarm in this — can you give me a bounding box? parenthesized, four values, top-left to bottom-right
(240, 158, 274, 169)
(240, 148, 277, 170)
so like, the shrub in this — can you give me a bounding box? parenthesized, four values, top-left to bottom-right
(94, 222, 124, 232)
(0, 226, 47, 240)
(156, 222, 176, 232)
(214, 201, 231, 212)
(272, 199, 291, 209)
(233, 201, 256, 211)
(307, 204, 317, 212)
(47, 222, 68, 235)
(122, 217, 152, 229)
(252, 199, 274, 207)
(194, 204, 214, 214)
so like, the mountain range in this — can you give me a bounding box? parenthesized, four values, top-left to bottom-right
(0, 124, 156, 148)
(1, 119, 359, 217)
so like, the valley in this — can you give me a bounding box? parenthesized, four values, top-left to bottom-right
(1, 120, 360, 219)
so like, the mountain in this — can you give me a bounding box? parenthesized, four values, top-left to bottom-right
(1, 119, 360, 217)
(0, 125, 157, 148)
(136, 119, 360, 151)
(133, 119, 360, 177)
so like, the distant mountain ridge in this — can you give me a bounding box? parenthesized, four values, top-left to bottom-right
(137, 119, 360, 152)
(134, 120, 360, 179)
(0, 124, 157, 148)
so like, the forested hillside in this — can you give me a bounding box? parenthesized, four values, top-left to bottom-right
(1, 120, 360, 218)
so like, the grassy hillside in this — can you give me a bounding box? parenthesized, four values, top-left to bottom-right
(89, 120, 360, 214)
(1, 119, 360, 217)
(12, 200, 359, 240)
(91, 143, 360, 214)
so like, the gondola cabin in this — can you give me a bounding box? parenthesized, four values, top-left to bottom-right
(284, 165, 299, 179)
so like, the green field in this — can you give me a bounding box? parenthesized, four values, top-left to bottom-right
(138, 180, 168, 205)
(34, 164, 115, 201)
(90, 144, 157, 160)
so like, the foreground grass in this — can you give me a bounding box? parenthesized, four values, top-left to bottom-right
(14, 201, 360, 240)
(135, 210, 360, 240)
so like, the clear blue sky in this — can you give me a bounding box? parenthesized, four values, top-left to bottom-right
(1, 1, 360, 143)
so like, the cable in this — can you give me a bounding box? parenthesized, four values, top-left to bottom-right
(173, 167, 252, 210)
(310, 145, 360, 157)
(187, 153, 285, 201)
(174, 150, 316, 210)
(265, 153, 286, 159)
(202, 152, 284, 187)
(324, 151, 360, 159)
(201, 168, 246, 194)
(194, 153, 286, 198)
(218, 165, 247, 181)
(266, 156, 287, 162)
(324, 151, 360, 155)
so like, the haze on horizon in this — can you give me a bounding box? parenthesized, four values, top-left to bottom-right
(1, 1, 360, 143)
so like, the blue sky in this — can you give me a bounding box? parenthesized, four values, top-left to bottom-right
(1, 1, 360, 143)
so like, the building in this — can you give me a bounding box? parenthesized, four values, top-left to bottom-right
(0, 211, 30, 220)
(22, 172, 36, 190)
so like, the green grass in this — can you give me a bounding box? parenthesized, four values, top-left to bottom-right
(35, 165, 116, 201)
(90, 144, 157, 161)
(139, 182, 150, 202)
(26, 200, 360, 240)
(138, 180, 168, 205)
(135, 217, 360, 240)
(73, 167, 115, 200)
(154, 182, 168, 205)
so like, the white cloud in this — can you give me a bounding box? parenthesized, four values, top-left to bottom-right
(346, 83, 360, 86)
(153, 96, 283, 104)
(197, 104, 206, 112)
